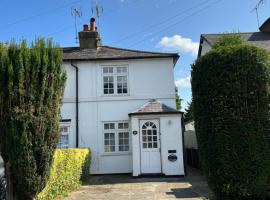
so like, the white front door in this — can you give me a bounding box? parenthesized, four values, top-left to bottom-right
(140, 119, 161, 174)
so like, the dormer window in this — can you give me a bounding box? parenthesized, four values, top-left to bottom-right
(103, 65, 128, 95)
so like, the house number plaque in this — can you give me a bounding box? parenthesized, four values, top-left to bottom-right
(132, 131, 138, 135)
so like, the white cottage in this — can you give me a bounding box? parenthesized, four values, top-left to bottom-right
(60, 18, 185, 176)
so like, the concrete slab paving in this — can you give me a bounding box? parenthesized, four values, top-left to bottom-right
(63, 168, 211, 200)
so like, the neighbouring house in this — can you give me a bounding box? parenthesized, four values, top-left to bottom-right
(184, 120, 199, 168)
(198, 18, 270, 57)
(59, 18, 185, 176)
(184, 121, 197, 150)
(185, 18, 270, 169)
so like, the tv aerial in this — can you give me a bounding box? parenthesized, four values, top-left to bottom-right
(71, 7, 82, 43)
(91, 0, 103, 33)
(251, 0, 266, 28)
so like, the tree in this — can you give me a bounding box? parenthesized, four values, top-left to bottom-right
(184, 101, 193, 123)
(0, 39, 66, 200)
(192, 35, 270, 199)
(175, 86, 182, 110)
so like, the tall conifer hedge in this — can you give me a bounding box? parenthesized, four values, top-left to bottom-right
(0, 39, 66, 200)
(192, 36, 270, 199)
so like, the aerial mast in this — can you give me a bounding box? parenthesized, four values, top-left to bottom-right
(91, 0, 103, 34)
(251, 0, 266, 28)
(71, 7, 82, 43)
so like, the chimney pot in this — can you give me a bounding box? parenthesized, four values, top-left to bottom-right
(79, 18, 102, 49)
(83, 24, 89, 32)
(90, 18, 96, 32)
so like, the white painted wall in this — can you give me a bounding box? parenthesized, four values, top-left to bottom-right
(200, 40, 212, 56)
(131, 114, 184, 176)
(61, 57, 178, 174)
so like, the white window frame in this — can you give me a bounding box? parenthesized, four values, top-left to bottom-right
(57, 123, 70, 149)
(103, 121, 131, 154)
(102, 65, 129, 96)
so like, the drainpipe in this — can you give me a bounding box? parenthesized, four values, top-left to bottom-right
(70, 62, 79, 148)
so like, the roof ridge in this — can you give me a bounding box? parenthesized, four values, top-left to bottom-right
(201, 32, 263, 36)
(102, 45, 179, 56)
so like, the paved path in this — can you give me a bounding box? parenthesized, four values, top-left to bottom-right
(63, 168, 211, 200)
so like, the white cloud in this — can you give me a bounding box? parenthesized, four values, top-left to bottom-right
(175, 75, 191, 88)
(158, 35, 199, 56)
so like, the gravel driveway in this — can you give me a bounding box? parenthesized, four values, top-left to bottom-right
(63, 168, 210, 200)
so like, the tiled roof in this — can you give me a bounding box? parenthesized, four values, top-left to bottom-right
(63, 45, 179, 62)
(129, 100, 182, 116)
(201, 32, 270, 51)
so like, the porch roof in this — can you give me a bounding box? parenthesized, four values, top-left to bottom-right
(129, 99, 183, 116)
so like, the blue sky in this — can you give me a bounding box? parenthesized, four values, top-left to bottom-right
(0, 0, 269, 111)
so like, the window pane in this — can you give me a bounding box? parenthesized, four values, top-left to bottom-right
(104, 132, 115, 152)
(117, 66, 127, 73)
(124, 123, 129, 129)
(143, 143, 147, 148)
(104, 123, 115, 130)
(103, 76, 114, 94)
(118, 132, 129, 152)
(109, 89, 114, 94)
(117, 76, 128, 94)
(118, 123, 123, 129)
(110, 146, 115, 152)
(57, 134, 69, 149)
(103, 67, 113, 74)
(110, 123, 115, 129)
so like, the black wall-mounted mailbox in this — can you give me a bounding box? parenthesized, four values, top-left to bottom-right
(168, 150, 176, 154)
(168, 154, 177, 162)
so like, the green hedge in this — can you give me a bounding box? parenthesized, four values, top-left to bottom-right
(37, 148, 91, 200)
(192, 43, 270, 199)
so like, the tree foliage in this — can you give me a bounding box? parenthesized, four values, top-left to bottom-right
(192, 36, 270, 199)
(175, 86, 182, 110)
(212, 34, 244, 49)
(184, 101, 193, 123)
(0, 39, 66, 199)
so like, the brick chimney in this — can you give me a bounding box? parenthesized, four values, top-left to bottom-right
(259, 17, 270, 33)
(79, 18, 101, 49)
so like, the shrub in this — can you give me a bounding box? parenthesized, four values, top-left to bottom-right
(192, 40, 270, 199)
(38, 148, 91, 200)
(0, 39, 66, 199)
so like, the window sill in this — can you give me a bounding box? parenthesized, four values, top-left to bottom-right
(101, 152, 132, 157)
(101, 94, 130, 97)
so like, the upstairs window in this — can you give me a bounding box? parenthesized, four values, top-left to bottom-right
(103, 65, 128, 95)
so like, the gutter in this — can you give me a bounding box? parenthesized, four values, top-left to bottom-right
(70, 62, 79, 148)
